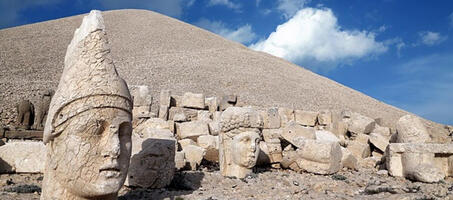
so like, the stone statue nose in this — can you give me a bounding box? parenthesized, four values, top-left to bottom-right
(102, 125, 120, 158)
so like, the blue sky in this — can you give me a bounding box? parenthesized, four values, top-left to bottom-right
(1, 0, 452, 125)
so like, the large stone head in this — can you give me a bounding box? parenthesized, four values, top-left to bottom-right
(42, 10, 133, 199)
(231, 131, 260, 168)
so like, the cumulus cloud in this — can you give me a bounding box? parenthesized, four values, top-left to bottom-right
(0, 0, 61, 28)
(250, 8, 387, 70)
(418, 31, 448, 46)
(195, 18, 257, 44)
(207, 0, 241, 10)
(277, 0, 309, 19)
(100, 0, 189, 17)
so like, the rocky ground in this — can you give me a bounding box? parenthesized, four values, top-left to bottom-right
(1, 166, 453, 200)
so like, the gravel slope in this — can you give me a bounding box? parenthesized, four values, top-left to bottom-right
(0, 9, 448, 136)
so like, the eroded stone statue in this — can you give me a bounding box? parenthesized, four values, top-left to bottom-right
(41, 10, 133, 200)
(219, 107, 262, 178)
(16, 100, 34, 130)
(32, 90, 53, 130)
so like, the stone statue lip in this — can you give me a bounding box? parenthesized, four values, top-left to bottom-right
(99, 162, 121, 174)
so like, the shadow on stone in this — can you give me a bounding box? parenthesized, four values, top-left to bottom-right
(0, 157, 13, 173)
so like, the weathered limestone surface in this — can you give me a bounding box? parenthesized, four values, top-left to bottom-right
(345, 112, 376, 135)
(179, 138, 197, 150)
(158, 89, 171, 120)
(219, 107, 263, 132)
(128, 128, 176, 188)
(130, 85, 152, 118)
(295, 139, 342, 175)
(182, 92, 205, 109)
(16, 100, 34, 130)
(317, 110, 332, 126)
(32, 90, 53, 130)
(0, 141, 45, 173)
(169, 107, 198, 122)
(261, 107, 281, 129)
(262, 129, 283, 165)
(341, 147, 358, 170)
(396, 115, 430, 143)
(294, 110, 318, 126)
(369, 132, 389, 152)
(175, 151, 186, 170)
(347, 141, 371, 159)
(41, 10, 133, 200)
(205, 97, 219, 113)
(282, 121, 316, 148)
(278, 107, 294, 127)
(184, 144, 206, 170)
(315, 130, 340, 143)
(177, 121, 209, 140)
(197, 135, 219, 162)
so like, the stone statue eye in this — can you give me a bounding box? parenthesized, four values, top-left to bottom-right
(241, 137, 250, 142)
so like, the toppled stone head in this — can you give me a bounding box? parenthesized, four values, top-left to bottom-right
(219, 107, 262, 178)
(41, 10, 133, 200)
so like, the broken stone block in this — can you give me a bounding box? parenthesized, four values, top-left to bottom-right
(326, 121, 348, 142)
(346, 112, 376, 135)
(341, 147, 358, 170)
(354, 133, 370, 144)
(169, 107, 198, 122)
(212, 111, 222, 121)
(160, 90, 171, 107)
(257, 141, 271, 166)
(133, 106, 152, 119)
(205, 97, 219, 113)
(134, 118, 174, 136)
(372, 124, 391, 138)
(182, 92, 205, 109)
(261, 107, 281, 129)
(347, 141, 370, 159)
(358, 156, 380, 169)
(128, 129, 176, 188)
(176, 121, 209, 140)
(278, 107, 294, 127)
(175, 151, 186, 170)
(130, 85, 152, 107)
(396, 115, 430, 143)
(295, 139, 342, 175)
(220, 107, 263, 132)
(318, 110, 332, 126)
(208, 121, 221, 136)
(281, 148, 299, 170)
(281, 121, 316, 148)
(184, 144, 206, 170)
(385, 143, 451, 182)
(0, 141, 45, 173)
(262, 129, 283, 164)
(315, 130, 340, 143)
(170, 95, 183, 107)
(158, 105, 169, 120)
(197, 135, 219, 162)
(197, 110, 212, 122)
(219, 95, 236, 111)
(369, 132, 389, 152)
(178, 138, 197, 150)
(294, 110, 318, 126)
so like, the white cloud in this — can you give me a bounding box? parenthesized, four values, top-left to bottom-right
(100, 0, 187, 17)
(195, 18, 257, 44)
(250, 8, 387, 70)
(384, 37, 405, 57)
(277, 0, 309, 19)
(449, 12, 453, 28)
(207, 0, 241, 10)
(418, 31, 447, 46)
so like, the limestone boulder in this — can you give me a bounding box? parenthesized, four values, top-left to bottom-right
(261, 107, 281, 129)
(278, 107, 294, 127)
(208, 121, 221, 136)
(197, 135, 219, 162)
(178, 138, 197, 150)
(182, 92, 205, 109)
(315, 130, 340, 143)
(169, 107, 198, 122)
(295, 139, 342, 175)
(369, 132, 389, 152)
(158, 90, 171, 120)
(0, 141, 45, 173)
(197, 110, 212, 122)
(184, 144, 206, 170)
(176, 121, 209, 140)
(347, 141, 370, 159)
(396, 115, 430, 143)
(205, 97, 219, 113)
(346, 112, 376, 135)
(317, 110, 332, 126)
(175, 151, 186, 170)
(281, 121, 316, 148)
(130, 85, 152, 107)
(219, 95, 237, 111)
(294, 110, 318, 126)
(341, 147, 358, 170)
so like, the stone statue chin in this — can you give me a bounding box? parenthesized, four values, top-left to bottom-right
(41, 10, 133, 200)
(221, 130, 260, 178)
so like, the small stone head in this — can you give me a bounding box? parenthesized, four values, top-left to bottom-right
(232, 131, 260, 168)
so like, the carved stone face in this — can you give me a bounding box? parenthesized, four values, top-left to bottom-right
(50, 108, 132, 197)
(232, 131, 260, 168)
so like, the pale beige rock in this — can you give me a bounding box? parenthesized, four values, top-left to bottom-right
(354, 133, 370, 144)
(261, 107, 281, 129)
(133, 105, 152, 119)
(159, 90, 171, 107)
(318, 110, 332, 126)
(127, 128, 175, 188)
(385, 143, 451, 182)
(176, 121, 209, 140)
(219, 95, 236, 111)
(175, 151, 186, 170)
(208, 121, 221, 136)
(396, 115, 430, 143)
(220, 109, 261, 178)
(369, 132, 389, 152)
(0, 141, 45, 173)
(169, 107, 198, 122)
(262, 129, 283, 165)
(41, 10, 133, 200)
(347, 141, 371, 159)
(212, 111, 222, 121)
(197, 135, 219, 162)
(294, 110, 318, 126)
(184, 144, 206, 170)
(373, 124, 391, 138)
(326, 121, 348, 144)
(295, 139, 342, 174)
(205, 97, 219, 113)
(170, 95, 183, 107)
(220, 107, 263, 132)
(346, 112, 376, 135)
(257, 141, 271, 166)
(134, 118, 173, 135)
(315, 130, 340, 143)
(158, 104, 169, 120)
(182, 92, 205, 109)
(278, 107, 294, 127)
(130, 85, 152, 107)
(198, 110, 212, 122)
(281, 121, 316, 148)
(178, 138, 197, 150)
(341, 147, 358, 170)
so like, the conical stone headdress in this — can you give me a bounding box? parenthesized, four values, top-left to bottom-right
(43, 10, 133, 143)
